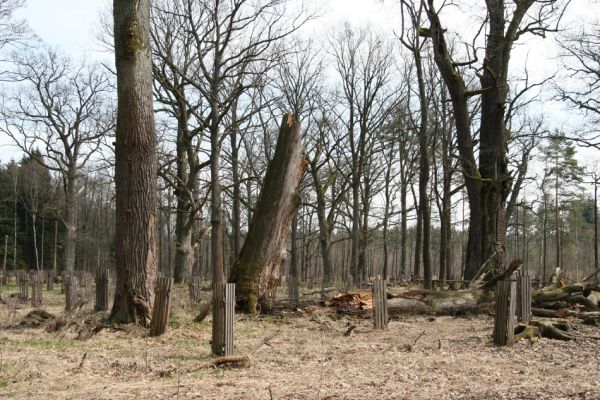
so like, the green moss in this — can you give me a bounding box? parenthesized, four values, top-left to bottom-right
(125, 18, 145, 55)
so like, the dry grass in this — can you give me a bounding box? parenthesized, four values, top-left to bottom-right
(1, 283, 599, 399)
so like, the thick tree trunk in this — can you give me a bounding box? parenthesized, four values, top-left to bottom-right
(110, 0, 157, 325)
(173, 209, 194, 283)
(229, 114, 307, 313)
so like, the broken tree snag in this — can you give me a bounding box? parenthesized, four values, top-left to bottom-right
(229, 113, 307, 314)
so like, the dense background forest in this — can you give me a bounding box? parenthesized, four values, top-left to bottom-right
(0, 0, 599, 292)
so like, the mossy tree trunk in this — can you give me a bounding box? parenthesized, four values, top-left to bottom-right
(229, 114, 307, 313)
(110, 0, 157, 325)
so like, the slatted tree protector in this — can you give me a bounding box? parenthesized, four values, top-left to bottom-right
(516, 272, 532, 325)
(212, 283, 236, 356)
(150, 276, 173, 336)
(18, 271, 29, 302)
(47, 271, 54, 291)
(64, 274, 78, 312)
(493, 279, 516, 346)
(95, 269, 109, 312)
(372, 275, 388, 329)
(31, 272, 43, 307)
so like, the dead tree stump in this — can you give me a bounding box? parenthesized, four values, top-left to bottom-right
(31, 272, 43, 307)
(64, 274, 78, 312)
(493, 279, 516, 346)
(95, 269, 109, 312)
(47, 271, 54, 291)
(212, 283, 236, 356)
(150, 276, 173, 336)
(516, 273, 531, 324)
(372, 276, 388, 329)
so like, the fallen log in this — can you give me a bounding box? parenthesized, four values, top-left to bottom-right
(532, 283, 600, 312)
(388, 290, 493, 316)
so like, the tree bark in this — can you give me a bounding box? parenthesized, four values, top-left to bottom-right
(229, 114, 307, 313)
(110, 0, 157, 325)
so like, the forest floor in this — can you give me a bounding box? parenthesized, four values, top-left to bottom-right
(0, 283, 599, 400)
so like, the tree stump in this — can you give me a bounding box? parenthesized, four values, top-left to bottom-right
(493, 279, 516, 346)
(372, 276, 388, 329)
(150, 276, 173, 336)
(31, 272, 43, 307)
(516, 273, 531, 324)
(95, 269, 109, 312)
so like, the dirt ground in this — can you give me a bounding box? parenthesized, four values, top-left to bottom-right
(1, 283, 599, 400)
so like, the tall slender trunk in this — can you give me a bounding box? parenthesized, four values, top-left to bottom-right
(400, 181, 407, 278)
(542, 194, 548, 281)
(351, 173, 360, 285)
(231, 110, 242, 259)
(289, 215, 299, 308)
(32, 213, 39, 271)
(555, 167, 561, 271)
(53, 220, 58, 274)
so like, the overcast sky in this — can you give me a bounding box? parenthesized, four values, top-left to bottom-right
(1, 0, 599, 174)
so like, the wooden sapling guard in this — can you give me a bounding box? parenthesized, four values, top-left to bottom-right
(229, 114, 307, 313)
(516, 272, 531, 324)
(188, 275, 202, 303)
(95, 269, 109, 312)
(47, 271, 54, 291)
(149, 276, 173, 336)
(212, 283, 236, 356)
(18, 271, 29, 302)
(64, 274, 78, 312)
(493, 279, 516, 346)
(31, 272, 43, 307)
(372, 275, 388, 329)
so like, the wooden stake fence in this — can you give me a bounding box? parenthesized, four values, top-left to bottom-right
(95, 269, 109, 312)
(372, 275, 388, 329)
(493, 279, 516, 346)
(212, 283, 236, 356)
(150, 276, 173, 336)
(516, 273, 531, 325)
